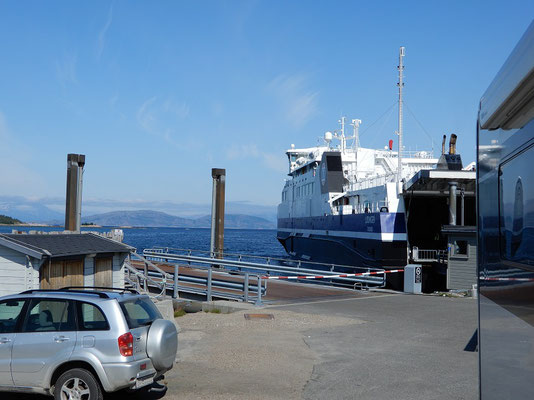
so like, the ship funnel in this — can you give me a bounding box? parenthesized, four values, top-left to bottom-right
(65, 153, 85, 232)
(449, 134, 457, 155)
(437, 134, 463, 171)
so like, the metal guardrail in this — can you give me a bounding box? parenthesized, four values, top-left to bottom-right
(125, 252, 266, 305)
(142, 247, 387, 287)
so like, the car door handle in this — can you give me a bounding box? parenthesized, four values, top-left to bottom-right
(0, 338, 11, 344)
(54, 336, 70, 343)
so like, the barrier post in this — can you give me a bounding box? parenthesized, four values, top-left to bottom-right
(143, 262, 148, 292)
(244, 273, 249, 302)
(255, 276, 262, 306)
(173, 264, 179, 299)
(207, 267, 213, 301)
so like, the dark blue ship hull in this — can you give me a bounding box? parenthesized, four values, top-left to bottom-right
(277, 212, 408, 269)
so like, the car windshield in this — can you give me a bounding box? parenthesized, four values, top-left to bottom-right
(119, 297, 162, 329)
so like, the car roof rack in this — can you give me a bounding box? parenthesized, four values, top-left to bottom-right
(20, 289, 110, 298)
(61, 286, 140, 295)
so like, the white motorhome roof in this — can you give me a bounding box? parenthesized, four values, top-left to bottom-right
(479, 21, 534, 130)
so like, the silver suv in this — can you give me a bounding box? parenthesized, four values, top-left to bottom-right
(0, 287, 178, 399)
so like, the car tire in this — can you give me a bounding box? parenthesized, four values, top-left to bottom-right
(54, 368, 102, 400)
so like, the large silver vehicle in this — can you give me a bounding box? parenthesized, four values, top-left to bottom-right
(0, 287, 178, 400)
(478, 21, 534, 399)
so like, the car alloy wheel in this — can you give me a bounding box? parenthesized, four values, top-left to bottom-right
(61, 377, 90, 400)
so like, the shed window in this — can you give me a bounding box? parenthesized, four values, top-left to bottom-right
(453, 240, 468, 256)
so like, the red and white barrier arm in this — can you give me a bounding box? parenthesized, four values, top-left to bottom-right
(261, 268, 405, 280)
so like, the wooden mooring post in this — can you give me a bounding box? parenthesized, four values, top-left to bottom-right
(210, 168, 226, 259)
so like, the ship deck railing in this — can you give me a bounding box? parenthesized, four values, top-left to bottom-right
(412, 247, 448, 263)
(332, 200, 389, 215)
(348, 173, 397, 192)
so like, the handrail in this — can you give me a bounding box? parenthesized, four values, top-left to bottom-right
(145, 246, 384, 275)
(143, 249, 385, 287)
(131, 252, 173, 281)
(126, 252, 267, 305)
(124, 262, 168, 298)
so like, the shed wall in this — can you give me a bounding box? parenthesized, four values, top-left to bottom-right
(447, 241, 477, 290)
(112, 253, 126, 288)
(0, 246, 40, 296)
(84, 256, 95, 287)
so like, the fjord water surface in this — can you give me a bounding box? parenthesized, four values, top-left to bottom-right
(0, 226, 285, 258)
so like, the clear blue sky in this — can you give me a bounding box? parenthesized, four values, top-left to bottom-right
(0, 1, 532, 214)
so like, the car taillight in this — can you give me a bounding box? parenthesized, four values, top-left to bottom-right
(118, 332, 133, 357)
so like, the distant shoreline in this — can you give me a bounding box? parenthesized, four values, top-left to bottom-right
(0, 223, 50, 227)
(0, 224, 276, 230)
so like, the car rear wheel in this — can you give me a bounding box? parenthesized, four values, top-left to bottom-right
(54, 368, 102, 400)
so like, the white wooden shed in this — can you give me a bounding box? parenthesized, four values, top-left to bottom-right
(0, 233, 134, 297)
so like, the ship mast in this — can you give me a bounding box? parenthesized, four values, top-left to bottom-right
(339, 116, 346, 153)
(397, 46, 405, 182)
(351, 119, 361, 151)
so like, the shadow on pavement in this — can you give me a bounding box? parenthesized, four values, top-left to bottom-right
(2, 383, 168, 400)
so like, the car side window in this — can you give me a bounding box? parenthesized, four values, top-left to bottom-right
(22, 299, 76, 332)
(77, 302, 110, 331)
(0, 299, 25, 334)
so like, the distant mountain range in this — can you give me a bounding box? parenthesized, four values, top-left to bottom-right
(84, 210, 275, 229)
(0, 196, 277, 228)
(0, 196, 64, 222)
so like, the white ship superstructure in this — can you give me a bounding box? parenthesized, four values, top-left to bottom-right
(277, 47, 476, 275)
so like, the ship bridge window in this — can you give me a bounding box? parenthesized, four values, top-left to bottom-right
(326, 155, 342, 171)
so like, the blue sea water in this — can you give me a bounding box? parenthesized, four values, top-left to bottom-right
(0, 226, 286, 258)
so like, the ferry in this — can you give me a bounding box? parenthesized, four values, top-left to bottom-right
(277, 47, 476, 276)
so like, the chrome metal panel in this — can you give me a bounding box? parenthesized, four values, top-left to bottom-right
(478, 23, 534, 398)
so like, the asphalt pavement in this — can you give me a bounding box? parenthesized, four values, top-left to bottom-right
(268, 293, 478, 400)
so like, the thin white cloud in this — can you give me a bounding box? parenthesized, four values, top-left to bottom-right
(225, 144, 286, 173)
(226, 144, 260, 160)
(55, 53, 78, 88)
(136, 96, 190, 148)
(267, 73, 319, 129)
(0, 112, 8, 141)
(97, 5, 113, 60)
(163, 99, 190, 119)
(137, 96, 158, 133)
(108, 92, 119, 107)
(0, 112, 46, 194)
